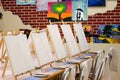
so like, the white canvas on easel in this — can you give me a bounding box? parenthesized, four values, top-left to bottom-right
(60, 24, 80, 56)
(31, 31, 54, 66)
(73, 23, 89, 52)
(47, 25, 67, 60)
(4, 35, 34, 77)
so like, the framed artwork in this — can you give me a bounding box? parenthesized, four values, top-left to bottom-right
(47, 1, 72, 22)
(36, 0, 57, 11)
(16, 0, 36, 5)
(62, 0, 106, 7)
(72, 0, 88, 21)
(98, 24, 120, 38)
(83, 25, 120, 43)
(95, 24, 120, 43)
(37, 0, 106, 11)
(88, 0, 106, 7)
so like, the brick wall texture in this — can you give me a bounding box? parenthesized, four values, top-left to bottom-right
(1, 0, 120, 34)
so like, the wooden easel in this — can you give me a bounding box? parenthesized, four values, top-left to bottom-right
(72, 21, 82, 57)
(61, 20, 74, 60)
(1, 30, 19, 78)
(47, 20, 67, 61)
(30, 27, 41, 55)
(73, 22, 91, 53)
(30, 29, 55, 70)
(0, 31, 7, 63)
(47, 20, 58, 61)
(73, 20, 78, 40)
(0, 32, 9, 78)
(1, 30, 33, 80)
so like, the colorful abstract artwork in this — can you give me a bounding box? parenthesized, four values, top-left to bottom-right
(62, 0, 106, 7)
(83, 24, 120, 43)
(88, 0, 106, 7)
(16, 0, 36, 5)
(36, 0, 57, 11)
(98, 24, 120, 37)
(72, 0, 88, 21)
(97, 24, 120, 43)
(48, 1, 72, 22)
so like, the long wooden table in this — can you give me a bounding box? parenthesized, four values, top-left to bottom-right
(24, 53, 96, 80)
(39, 53, 97, 80)
(40, 68, 65, 80)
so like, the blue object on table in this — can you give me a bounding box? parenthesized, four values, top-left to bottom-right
(34, 74, 49, 78)
(24, 76, 40, 80)
(75, 58, 85, 60)
(87, 53, 94, 56)
(63, 62, 70, 65)
(44, 68, 61, 73)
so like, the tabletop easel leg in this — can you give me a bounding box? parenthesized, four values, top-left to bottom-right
(2, 56, 8, 78)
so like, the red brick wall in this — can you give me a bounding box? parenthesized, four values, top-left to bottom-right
(1, 0, 120, 33)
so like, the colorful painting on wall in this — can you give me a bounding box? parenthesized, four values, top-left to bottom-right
(97, 24, 120, 43)
(72, 0, 88, 21)
(16, 0, 36, 5)
(83, 24, 120, 44)
(36, 0, 58, 11)
(62, 0, 106, 7)
(47, 1, 72, 22)
(88, 0, 106, 7)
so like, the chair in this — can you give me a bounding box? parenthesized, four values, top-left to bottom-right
(101, 55, 111, 80)
(92, 50, 105, 75)
(94, 58, 106, 80)
(78, 58, 93, 80)
(96, 47, 118, 80)
(60, 67, 71, 80)
(108, 47, 118, 72)
(88, 50, 105, 80)
(95, 52, 111, 80)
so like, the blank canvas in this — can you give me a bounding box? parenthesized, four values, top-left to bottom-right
(31, 31, 54, 66)
(47, 25, 67, 59)
(73, 23, 89, 52)
(5, 35, 34, 76)
(60, 24, 80, 56)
